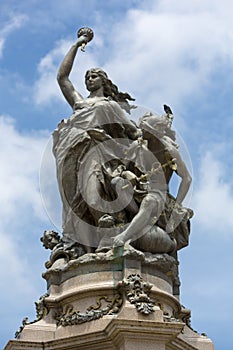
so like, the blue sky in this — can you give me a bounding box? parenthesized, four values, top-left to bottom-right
(1, 1, 233, 349)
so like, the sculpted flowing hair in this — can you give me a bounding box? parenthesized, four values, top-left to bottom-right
(85, 68, 136, 114)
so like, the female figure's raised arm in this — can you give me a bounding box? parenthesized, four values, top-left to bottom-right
(57, 35, 88, 108)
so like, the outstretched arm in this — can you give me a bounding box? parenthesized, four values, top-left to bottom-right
(57, 35, 88, 108)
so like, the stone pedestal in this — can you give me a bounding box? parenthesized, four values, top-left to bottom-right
(4, 247, 214, 350)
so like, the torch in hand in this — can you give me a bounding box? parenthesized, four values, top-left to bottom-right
(77, 27, 94, 52)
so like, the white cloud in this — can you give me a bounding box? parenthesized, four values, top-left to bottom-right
(0, 14, 28, 57)
(101, 0, 233, 111)
(192, 146, 233, 233)
(32, 0, 233, 116)
(0, 116, 49, 294)
(33, 39, 101, 106)
(0, 229, 35, 296)
(0, 116, 49, 221)
(33, 39, 70, 105)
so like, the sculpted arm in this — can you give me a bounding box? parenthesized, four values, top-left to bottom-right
(57, 36, 88, 108)
(168, 146, 192, 205)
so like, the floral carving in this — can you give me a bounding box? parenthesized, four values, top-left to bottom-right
(119, 274, 154, 314)
(56, 293, 123, 326)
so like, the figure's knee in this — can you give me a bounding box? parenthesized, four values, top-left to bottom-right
(141, 193, 165, 216)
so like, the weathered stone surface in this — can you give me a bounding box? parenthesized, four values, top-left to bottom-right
(5, 254, 214, 350)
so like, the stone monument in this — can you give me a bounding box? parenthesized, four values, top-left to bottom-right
(4, 28, 214, 350)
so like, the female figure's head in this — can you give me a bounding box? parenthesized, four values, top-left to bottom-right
(85, 69, 106, 95)
(85, 68, 135, 113)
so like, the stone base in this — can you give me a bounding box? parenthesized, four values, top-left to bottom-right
(5, 316, 214, 350)
(4, 248, 214, 350)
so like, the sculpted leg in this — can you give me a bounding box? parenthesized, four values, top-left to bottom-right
(113, 195, 158, 246)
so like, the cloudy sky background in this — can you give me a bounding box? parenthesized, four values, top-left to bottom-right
(1, 1, 233, 348)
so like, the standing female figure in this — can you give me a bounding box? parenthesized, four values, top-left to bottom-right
(54, 31, 139, 250)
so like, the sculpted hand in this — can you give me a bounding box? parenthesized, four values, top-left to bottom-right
(77, 34, 88, 48)
(113, 233, 126, 247)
